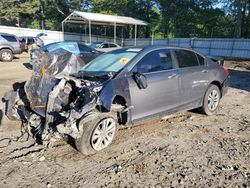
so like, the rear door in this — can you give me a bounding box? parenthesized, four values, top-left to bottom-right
(174, 49, 209, 107)
(128, 49, 181, 122)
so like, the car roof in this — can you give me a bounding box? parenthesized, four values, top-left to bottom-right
(19, 36, 38, 38)
(103, 42, 118, 44)
(40, 41, 89, 51)
(44, 41, 79, 46)
(109, 46, 203, 59)
(0, 32, 17, 37)
(123, 45, 196, 52)
(55, 41, 80, 44)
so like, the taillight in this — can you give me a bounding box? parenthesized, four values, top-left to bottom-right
(224, 68, 229, 75)
(19, 42, 22, 49)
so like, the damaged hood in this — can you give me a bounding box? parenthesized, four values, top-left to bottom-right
(25, 48, 87, 116)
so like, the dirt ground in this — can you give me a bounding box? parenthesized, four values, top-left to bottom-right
(0, 54, 249, 188)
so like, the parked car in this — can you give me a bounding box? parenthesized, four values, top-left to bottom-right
(3, 46, 230, 155)
(19, 36, 44, 52)
(89, 42, 121, 52)
(30, 41, 101, 63)
(0, 33, 22, 62)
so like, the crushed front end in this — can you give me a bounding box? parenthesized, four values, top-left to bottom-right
(2, 49, 106, 145)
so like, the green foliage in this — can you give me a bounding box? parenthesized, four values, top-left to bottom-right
(0, 0, 249, 38)
(0, 0, 19, 23)
(28, 19, 41, 29)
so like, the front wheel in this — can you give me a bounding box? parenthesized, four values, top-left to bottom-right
(200, 85, 221, 115)
(75, 112, 117, 155)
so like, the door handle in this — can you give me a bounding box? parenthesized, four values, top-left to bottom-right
(201, 70, 209, 73)
(168, 73, 178, 79)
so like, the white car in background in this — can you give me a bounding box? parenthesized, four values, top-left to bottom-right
(89, 42, 121, 52)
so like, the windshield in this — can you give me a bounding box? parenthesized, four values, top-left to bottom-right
(80, 49, 138, 74)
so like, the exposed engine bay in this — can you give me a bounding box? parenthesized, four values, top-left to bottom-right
(2, 49, 111, 146)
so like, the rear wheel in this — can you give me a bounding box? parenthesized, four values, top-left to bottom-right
(0, 49, 13, 62)
(200, 84, 221, 115)
(75, 112, 117, 155)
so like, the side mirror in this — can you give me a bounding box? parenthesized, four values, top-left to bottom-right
(133, 72, 148, 89)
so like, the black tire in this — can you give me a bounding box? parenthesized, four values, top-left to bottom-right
(0, 49, 13, 62)
(75, 112, 117, 155)
(200, 84, 221, 115)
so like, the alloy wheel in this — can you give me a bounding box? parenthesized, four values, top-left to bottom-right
(91, 118, 116, 151)
(207, 90, 219, 111)
(2, 52, 12, 61)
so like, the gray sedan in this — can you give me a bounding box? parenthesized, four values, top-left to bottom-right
(74, 46, 229, 154)
(3, 46, 230, 155)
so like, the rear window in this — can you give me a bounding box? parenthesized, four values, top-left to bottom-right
(175, 50, 199, 68)
(109, 44, 117, 48)
(1, 35, 17, 42)
(27, 38, 35, 44)
(102, 43, 109, 48)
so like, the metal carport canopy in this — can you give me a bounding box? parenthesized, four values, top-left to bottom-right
(62, 11, 149, 45)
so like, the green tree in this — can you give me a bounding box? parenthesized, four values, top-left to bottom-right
(0, 0, 40, 28)
(91, 0, 160, 38)
(0, 0, 249, 38)
(219, 0, 250, 38)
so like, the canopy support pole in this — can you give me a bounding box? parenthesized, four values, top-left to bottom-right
(85, 24, 87, 43)
(104, 27, 107, 42)
(89, 20, 92, 43)
(121, 27, 124, 46)
(151, 25, 154, 45)
(114, 22, 116, 43)
(134, 24, 137, 46)
(62, 21, 65, 41)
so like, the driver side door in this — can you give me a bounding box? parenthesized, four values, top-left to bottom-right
(127, 49, 181, 123)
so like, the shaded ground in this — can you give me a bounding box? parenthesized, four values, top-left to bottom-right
(0, 55, 249, 188)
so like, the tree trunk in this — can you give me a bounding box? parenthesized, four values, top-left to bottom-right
(234, 0, 244, 38)
(145, 1, 151, 38)
(245, 0, 250, 37)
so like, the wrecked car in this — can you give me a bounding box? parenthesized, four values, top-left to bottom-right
(3, 46, 230, 155)
(30, 41, 101, 64)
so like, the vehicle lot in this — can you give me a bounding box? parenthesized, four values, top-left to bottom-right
(0, 54, 249, 187)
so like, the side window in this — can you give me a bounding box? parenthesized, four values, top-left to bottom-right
(175, 50, 199, 68)
(78, 44, 91, 53)
(109, 44, 117, 48)
(102, 43, 109, 48)
(196, 53, 205, 66)
(27, 38, 35, 44)
(135, 50, 174, 73)
(2, 35, 17, 42)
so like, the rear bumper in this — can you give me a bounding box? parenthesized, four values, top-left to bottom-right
(222, 75, 230, 96)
